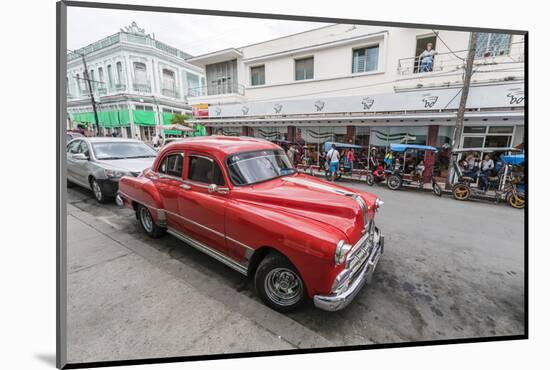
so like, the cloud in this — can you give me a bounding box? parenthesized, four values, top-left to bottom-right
(67, 7, 327, 56)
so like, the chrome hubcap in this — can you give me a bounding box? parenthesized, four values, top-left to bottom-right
(140, 207, 153, 232)
(92, 181, 102, 200)
(264, 268, 303, 306)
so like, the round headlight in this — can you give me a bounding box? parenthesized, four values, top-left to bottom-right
(334, 240, 352, 265)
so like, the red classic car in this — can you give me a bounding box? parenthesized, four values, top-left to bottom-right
(116, 136, 384, 312)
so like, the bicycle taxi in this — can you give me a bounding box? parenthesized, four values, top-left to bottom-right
(450, 147, 524, 208)
(370, 143, 442, 195)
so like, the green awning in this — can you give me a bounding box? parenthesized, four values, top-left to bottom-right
(133, 110, 156, 126)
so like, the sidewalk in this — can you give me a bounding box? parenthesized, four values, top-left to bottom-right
(66, 202, 332, 364)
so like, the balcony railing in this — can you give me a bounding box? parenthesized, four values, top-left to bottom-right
(188, 82, 245, 97)
(97, 87, 108, 95)
(114, 84, 126, 92)
(397, 41, 524, 76)
(133, 82, 152, 93)
(162, 88, 180, 99)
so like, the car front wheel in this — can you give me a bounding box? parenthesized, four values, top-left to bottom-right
(255, 253, 306, 312)
(90, 178, 108, 203)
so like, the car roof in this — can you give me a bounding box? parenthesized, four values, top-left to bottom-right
(163, 136, 281, 156)
(83, 137, 144, 143)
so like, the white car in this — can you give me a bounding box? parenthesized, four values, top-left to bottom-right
(66, 137, 157, 203)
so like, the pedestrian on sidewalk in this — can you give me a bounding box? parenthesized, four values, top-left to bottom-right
(326, 144, 340, 181)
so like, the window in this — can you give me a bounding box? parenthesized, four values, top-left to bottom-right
(98, 67, 104, 83)
(133, 62, 147, 84)
(67, 140, 81, 153)
(116, 62, 123, 84)
(462, 136, 484, 148)
(295, 57, 314, 80)
(463, 126, 486, 134)
(162, 69, 176, 91)
(227, 150, 295, 186)
(159, 153, 184, 177)
(188, 155, 225, 185)
(475, 33, 512, 57)
(75, 73, 81, 92)
(352, 45, 379, 73)
(488, 126, 514, 134)
(107, 65, 113, 88)
(250, 65, 265, 86)
(79, 141, 90, 157)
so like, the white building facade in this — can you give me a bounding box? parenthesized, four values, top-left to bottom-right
(67, 22, 206, 141)
(186, 24, 525, 175)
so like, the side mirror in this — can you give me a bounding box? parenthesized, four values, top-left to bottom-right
(73, 153, 88, 161)
(207, 184, 218, 194)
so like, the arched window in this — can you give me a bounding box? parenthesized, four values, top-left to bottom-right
(107, 65, 113, 88)
(116, 61, 124, 86)
(162, 68, 176, 95)
(75, 73, 81, 92)
(133, 62, 147, 84)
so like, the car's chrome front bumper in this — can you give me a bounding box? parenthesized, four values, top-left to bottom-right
(313, 226, 384, 311)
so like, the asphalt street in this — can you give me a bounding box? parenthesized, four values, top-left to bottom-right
(65, 179, 525, 363)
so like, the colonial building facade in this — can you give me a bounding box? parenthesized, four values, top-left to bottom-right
(67, 22, 206, 140)
(186, 24, 524, 175)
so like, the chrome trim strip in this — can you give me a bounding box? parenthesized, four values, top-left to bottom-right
(281, 177, 354, 196)
(163, 209, 225, 239)
(226, 235, 255, 260)
(167, 227, 248, 275)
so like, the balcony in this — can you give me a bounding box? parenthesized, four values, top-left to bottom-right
(97, 87, 108, 95)
(396, 41, 524, 76)
(114, 84, 126, 92)
(162, 88, 180, 99)
(133, 82, 152, 93)
(188, 82, 245, 97)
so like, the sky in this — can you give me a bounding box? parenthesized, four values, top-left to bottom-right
(67, 7, 328, 56)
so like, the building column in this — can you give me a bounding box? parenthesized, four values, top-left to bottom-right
(345, 125, 355, 144)
(128, 104, 138, 139)
(423, 125, 439, 182)
(287, 126, 296, 143)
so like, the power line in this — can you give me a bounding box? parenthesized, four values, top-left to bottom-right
(432, 29, 466, 61)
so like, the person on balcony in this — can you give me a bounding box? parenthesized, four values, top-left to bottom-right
(419, 43, 437, 72)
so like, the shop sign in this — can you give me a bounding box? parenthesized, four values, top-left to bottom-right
(192, 103, 209, 117)
(208, 83, 524, 118)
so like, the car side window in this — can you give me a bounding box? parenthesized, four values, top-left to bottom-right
(79, 141, 89, 157)
(158, 153, 184, 178)
(188, 155, 225, 186)
(68, 140, 81, 154)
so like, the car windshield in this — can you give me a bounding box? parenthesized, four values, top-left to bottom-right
(92, 142, 158, 160)
(227, 150, 296, 185)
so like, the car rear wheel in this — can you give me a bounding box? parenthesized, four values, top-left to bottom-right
(137, 204, 166, 238)
(387, 175, 402, 190)
(255, 253, 306, 312)
(90, 178, 108, 203)
(452, 183, 471, 201)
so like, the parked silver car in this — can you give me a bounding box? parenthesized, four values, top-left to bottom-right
(66, 137, 158, 203)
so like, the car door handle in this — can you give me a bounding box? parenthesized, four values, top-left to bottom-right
(180, 184, 191, 190)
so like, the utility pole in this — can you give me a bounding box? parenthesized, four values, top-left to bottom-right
(448, 31, 478, 187)
(69, 49, 101, 135)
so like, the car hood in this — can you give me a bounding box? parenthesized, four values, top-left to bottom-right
(231, 173, 377, 242)
(97, 157, 155, 173)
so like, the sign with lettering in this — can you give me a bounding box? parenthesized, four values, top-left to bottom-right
(207, 83, 524, 118)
